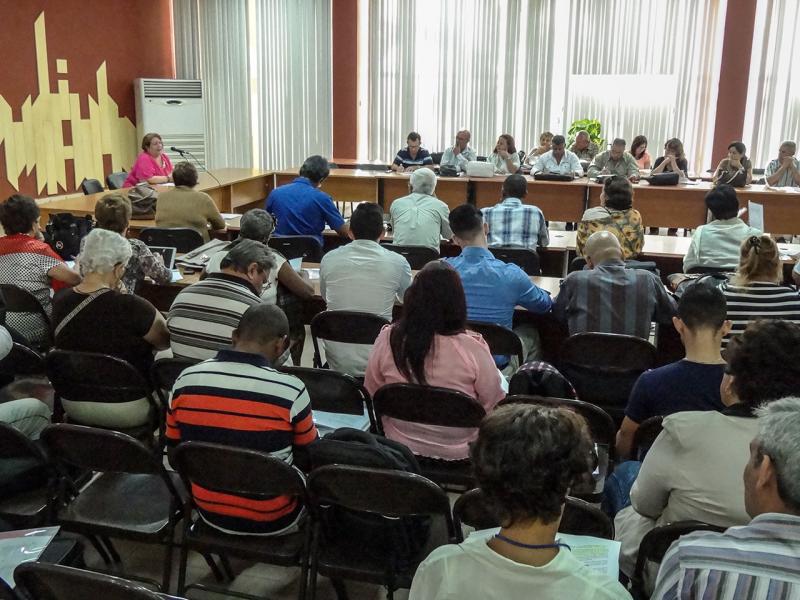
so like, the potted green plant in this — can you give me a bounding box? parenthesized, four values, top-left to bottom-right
(567, 119, 605, 150)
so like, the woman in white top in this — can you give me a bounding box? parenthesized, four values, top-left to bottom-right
(488, 134, 521, 175)
(410, 403, 631, 600)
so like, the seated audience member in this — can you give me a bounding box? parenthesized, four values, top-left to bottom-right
(167, 304, 317, 536)
(266, 155, 349, 245)
(389, 168, 453, 251)
(445, 204, 553, 367)
(168, 240, 272, 361)
(523, 131, 554, 165)
(439, 130, 477, 172)
(713, 141, 753, 187)
(616, 284, 729, 459)
(615, 320, 800, 578)
(651, 396, 800, 599)
(651, 138, 688, 180)
(533, 135, 583, 177)
(0, 325, 50, 440)
(569, 129, 599, 161)
(765, 140, 800, 187)
(391, 131, 433, 173)
(364, 262, 505, 460)
(555, 231, 676, 338)
(488, 134, 521, 175)
(93, 193, 171, 293)
(719, 235, 800, 345)
(482, 174, 549, 248)
(409, 403, 631, 600)
(630, 135, 652, 170)
(320, 203, 412, 376)
(123, 132, 173, 187)
(587, 138, 640, 181)
(682, 185, 760, 273)
(52, 229, 169, 428)
(576, 176, 644, 259)
(155, 162, 226, 242)
(0, 195, 81, 347)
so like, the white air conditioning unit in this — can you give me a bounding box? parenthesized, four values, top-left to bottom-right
(134, 78, 206, 169)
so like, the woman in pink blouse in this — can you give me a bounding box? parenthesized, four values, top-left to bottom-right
(364, 261, 506, 460)
(123, 133, 174, 187)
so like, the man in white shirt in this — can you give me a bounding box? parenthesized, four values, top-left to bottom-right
(533, 134, 583, 178)
(320, 203, 412, 376)
(764, 141, 800, 187)
(439, 130, 477, 173)
(389, 168, 452, 252)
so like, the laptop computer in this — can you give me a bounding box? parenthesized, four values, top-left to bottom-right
(147, 246, 177, 270)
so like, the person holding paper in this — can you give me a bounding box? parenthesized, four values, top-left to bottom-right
(764, 141, 800, 187)
(409, 403, 631, 599)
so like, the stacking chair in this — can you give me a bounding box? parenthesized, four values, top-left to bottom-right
(631, 415, 664, 462)
(14, 562, 181, 600)
(278, 366, 378, 432)
(488, 246, 541, 275)
(80, 179, 104, 195)
(380, 243, 439, 270)
(105, 172, 128, 190)
(268, 235, 323, 262)
(0, 285, 53, 350)
(0, 423, 55, 528)
(372, 383, 485, 488)
(172, 442, 311, 600)
(310, 310, 390, 369)
(466, 321, 524, 366)
(558, 332, 657, 425)
(307, 464, 461, 600)
(40, 425, 185, 592)
(0, 342, 46, 381)
(139, 228, 203, 253)
(149, 357, 199, 410)
(0, 579, 16, 600)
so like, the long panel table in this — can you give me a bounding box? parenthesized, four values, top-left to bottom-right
(274, 169, 378, 203)
(472, 177, 589, 222)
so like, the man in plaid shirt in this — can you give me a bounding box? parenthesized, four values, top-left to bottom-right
(482, 174, 549, 249)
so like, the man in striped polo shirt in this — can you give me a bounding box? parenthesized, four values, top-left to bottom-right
(167, 304, 318, 536)
(167, 239, 273, 360)
(652, 397, 800, 599)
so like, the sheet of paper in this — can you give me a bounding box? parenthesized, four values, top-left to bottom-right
(303, 268, 320, 280)
(289, 257, 303, 271)
(220, 213, 240, 219)
(170, 269, 183, 283)
(748, 200, 764, 231)
(0, 527, 59, 586)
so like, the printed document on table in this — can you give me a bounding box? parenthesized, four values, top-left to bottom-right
(748, 201, 764, 231)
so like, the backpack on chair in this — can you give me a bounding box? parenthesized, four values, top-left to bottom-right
(44, 213, 94, 260)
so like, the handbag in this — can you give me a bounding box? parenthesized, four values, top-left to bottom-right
(438, 165, 458, 177)
(44, 213, 94, 260)
(644, 172, 679, 186)
(128, 183, 158, 219)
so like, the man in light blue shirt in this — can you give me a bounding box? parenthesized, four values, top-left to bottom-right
(482, 174, 549, 249)
(445, 203, 552, 370)
(533, 135, 583, 178)
(440, 130, 477, 173)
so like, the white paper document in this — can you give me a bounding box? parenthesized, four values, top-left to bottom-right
(0, 527, 59, 586)
(748, 200, 764, 231)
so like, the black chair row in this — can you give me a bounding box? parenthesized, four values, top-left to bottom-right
(78, 172, 127, 196)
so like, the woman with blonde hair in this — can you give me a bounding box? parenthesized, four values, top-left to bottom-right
(524, 131, 554, 165)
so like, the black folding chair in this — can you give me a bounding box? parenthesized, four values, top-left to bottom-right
(105, 172, 127, 191)
(488, 246, 541, 275)
(139, 228, 203, 253)
(380, 243, 439, 270)
(149, 357, 199, 411)
(631, 415, 664, 462)
(80, 179, 104, 195)
(0, 285, 53, 350)
(307, 465, 460, 600)
(40, 424, 185, 592)
(372, 383, 485, 488)
(172, 441, 311, 600)
(310, 310, 390, 369)
(0, 423, 54, 528)
(0, 342, 46, 381)
(466, 321, 524, 366)
(268, 235, 323, 262)
(278, 366, 378, 432)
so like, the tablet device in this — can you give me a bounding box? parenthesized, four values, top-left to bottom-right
(147, 246, 177, 270)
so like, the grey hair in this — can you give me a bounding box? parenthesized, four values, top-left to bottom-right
(576, 130, 590, 138)
(78, 228, 132, 274)
(780, 141, 797, 153)
(410, 167, 437, 195)
(755, 396, 800, 509)
(220, 239, 275, 273)
(457, 129, 471, 140)
(239, 209, 274, 243)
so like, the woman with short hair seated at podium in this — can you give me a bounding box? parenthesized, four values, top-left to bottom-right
(123, 132, 173, 187)
(155, 161, 226, 242)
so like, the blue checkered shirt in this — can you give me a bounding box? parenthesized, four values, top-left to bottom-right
(482, 198, 549, 249)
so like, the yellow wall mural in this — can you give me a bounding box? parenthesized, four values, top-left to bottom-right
(0, 12, 136, 196)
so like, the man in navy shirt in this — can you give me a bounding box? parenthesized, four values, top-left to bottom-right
(265, 155, 349, 246)
(391, 131, 434, 173)
(616, 283, 730, 459)
(445, 203, 552, 371)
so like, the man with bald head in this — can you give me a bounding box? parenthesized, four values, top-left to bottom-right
(440, 130, 477, 172)
(553, 231, 676, 338)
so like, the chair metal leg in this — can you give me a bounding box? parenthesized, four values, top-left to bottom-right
(201, 553, 226, 582)
(101, 536, 121, 563)
(177, 545, 190, 595)
(331, 578, 349, 600)
(161, 542, 173, 592)
(218, 554, 235, 581)
(87, 535, 112, 565)
(308, 527, 320, 600)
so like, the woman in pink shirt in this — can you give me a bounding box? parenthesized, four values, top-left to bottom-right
(123, 133, 174, 187)
(364, 261, 506, 460)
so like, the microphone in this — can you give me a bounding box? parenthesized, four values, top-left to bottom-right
(170, 146, 187, 155)
(169, 146, 222, 188)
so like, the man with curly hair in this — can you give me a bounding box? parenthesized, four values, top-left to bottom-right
(409, 403, 631, 599)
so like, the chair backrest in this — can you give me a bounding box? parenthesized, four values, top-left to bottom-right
(15, 562, 169, 600)
(380, 243, 438, 270)
(631, 415, 664, 462)
(0, 343, 46, 379)
(0, 578, 17, 600)
(372, 383, 486, 429)
(430, 152, 443, 165)
(268, 235, 322, 262)
(105, 172, 127, 190)
(149, 357, 199, 407)
(80, 179, 104, 195)
(0, 422, 47, 463)
(466, 321, 524, 365)
(488, 247, 541, 275)
(139, 227, 203, 253)
(0, 285, 50, 322)
(508, 361, 576, 399)
(278, 366, 377, 431)
(310, 310, 390, 368)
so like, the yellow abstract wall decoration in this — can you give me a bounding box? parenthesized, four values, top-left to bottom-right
(0, 12, 136, 196)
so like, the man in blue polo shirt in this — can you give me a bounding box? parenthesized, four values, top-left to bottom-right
(265, 155, 349, 245)
(445, 203, 553, 371)
(391, 131, 434, 173)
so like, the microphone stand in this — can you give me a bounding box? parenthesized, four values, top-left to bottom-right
(174, 148, 223, 188)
